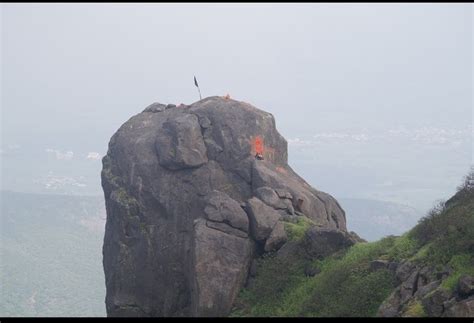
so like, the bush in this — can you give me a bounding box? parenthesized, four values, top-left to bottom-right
(411, 199, 446, 245)
(456, 166, 474, 193)
(231, 253, 310, 316)
(299, 254, 395, 317)
(403, 300, 426, 317)
(283, 216, 314, 242)
(386, 233, 419, 261)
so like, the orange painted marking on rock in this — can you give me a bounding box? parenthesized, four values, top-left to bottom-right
(254, 136, 264, 155)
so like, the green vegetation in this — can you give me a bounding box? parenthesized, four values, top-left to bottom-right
(102, 155, 122, 189)
(232, 168, 474, 317)
(283, 216, 315, 242)
(115, 187, 138, 207)
(407, 168, 474, 292)
(230, 253, 310, 317)
(404, 300, 426, 317)
(440, 254, 474, 292)
(386, 233, 419, 261)
(411, 168, 473, 258)
(232, 239, 398, 317)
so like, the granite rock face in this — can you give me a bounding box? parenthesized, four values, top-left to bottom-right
(376, 260, 474, 318)
(102, 96, 347, 317)
(303, 226, 358, 259)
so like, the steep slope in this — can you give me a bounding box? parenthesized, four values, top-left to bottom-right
(376, 176, 474, 317)
(101, 96, 353, 317)
(231, 170, 474, 317)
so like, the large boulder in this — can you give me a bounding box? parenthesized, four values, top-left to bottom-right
(399, 271, 419, 304)
(193, 218, 252, 316)
(395, 261, 417, 283)
(264, 221, 287, 252)
(155, 113, 208, 170)
(302, 226, 358, 259)
(377, 290, 402, 317)
(370, 260, 390, 272)
(421, 288, 451, 316)
(246, 197, 280, 242)
(203, 190, 248, 232)
(378, 262, 473, 317)
(443, 296, 474, 317)
(102, 96, 348, 316)
(254, 186, 294, 214)
(458, 275, 474, 297)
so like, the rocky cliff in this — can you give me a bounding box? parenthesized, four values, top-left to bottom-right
(376, 259, 474, 317)
(101, 96, 352, 317)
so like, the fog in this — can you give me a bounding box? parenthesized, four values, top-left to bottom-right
(2, 3, 473, 212)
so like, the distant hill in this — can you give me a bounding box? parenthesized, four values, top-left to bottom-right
(0, 191, 106, 317)
(339, 198, 422, 241)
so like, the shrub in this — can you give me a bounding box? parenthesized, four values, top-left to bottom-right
(283, 216, 314, 242)
(386, 233, 419, 261)
(411, 199, 446, 245)
(403, 300, 426, 317)
(456, 166, 474, 193)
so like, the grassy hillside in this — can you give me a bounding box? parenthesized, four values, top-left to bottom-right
(0, 191, 106, 317)
(231, 169, 474, 317)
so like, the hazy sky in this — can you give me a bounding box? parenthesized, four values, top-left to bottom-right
(1, 3, 472, 211)
(1, 6, 472, 316)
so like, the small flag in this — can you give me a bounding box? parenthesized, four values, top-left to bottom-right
(194, 76, 202, 100)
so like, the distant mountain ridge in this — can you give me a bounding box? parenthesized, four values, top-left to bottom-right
(339, 198, 422, 241)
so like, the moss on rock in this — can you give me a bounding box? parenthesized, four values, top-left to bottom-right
(283, 216, 314, 242)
